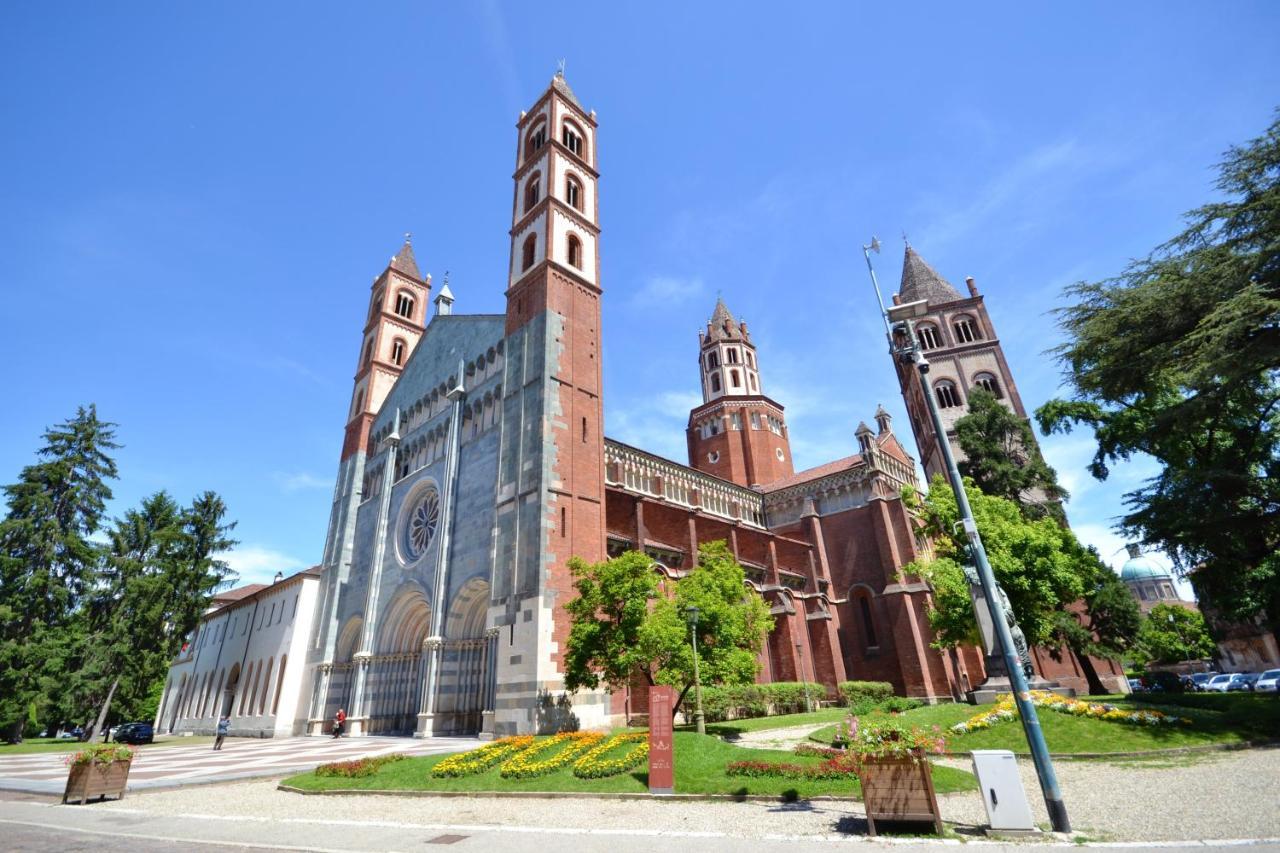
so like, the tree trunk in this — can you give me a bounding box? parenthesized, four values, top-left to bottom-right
(1072, 646, 1107, 695)
(86, 677, 120, 743)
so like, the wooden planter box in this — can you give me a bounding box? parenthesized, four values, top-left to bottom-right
(63, 759, 132, 805)
(856, 750, 943, 836)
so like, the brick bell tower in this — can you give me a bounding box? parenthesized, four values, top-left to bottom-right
(491, 71, 607, 731)
(686, 298, 794, 487)
(314, 238, 430, 662)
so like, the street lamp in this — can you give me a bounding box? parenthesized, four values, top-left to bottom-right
(860, 237, 1071, 833)
(685, 606, 706, 735)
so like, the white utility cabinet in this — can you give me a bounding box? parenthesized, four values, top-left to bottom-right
(969, 750, 1036, 833)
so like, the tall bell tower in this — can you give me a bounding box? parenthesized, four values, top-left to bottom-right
(686, 299, 793, 487)
(491, 71, 608, 733)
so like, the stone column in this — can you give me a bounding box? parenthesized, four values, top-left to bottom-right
(416, 637, 445, 736)
(480, 627, 500, 739)
(347, 410, 403, 735)
(308, 664, 333, 736)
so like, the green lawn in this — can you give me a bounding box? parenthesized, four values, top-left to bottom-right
(691, 707, 854, 738)
(281, 731, 976, 799)
(0, 735, 214, 755)
(808, 693, 1280, 754)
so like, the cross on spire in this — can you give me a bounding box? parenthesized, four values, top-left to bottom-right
(556, 58, 566, 78)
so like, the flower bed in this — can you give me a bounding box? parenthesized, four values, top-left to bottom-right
(499, 732, 604, 779)
(431, 736, 534, 778)
(572, 732, 648, 779)
(950, 690, 1191, 734)
(316, 753, 407, 778)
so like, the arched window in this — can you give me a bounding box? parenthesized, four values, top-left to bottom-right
(917, 324, 941, 350)
(973, 372, 1002, 398)
(727, 348, 739, 364)
(391, 338, 406, 367)
(745, 351, 754, 368)
(858, 595, 878, 648)
(524, 121, 546, 160)
(706, 351, 719, 369)
(567, 234, 582, 269)
(935, 380, 961, 409)
(710, 372, 721, 393)
(363, 340, 373, 365)
(749, 374, 757, 391)
(565, 175, 582, 210)
(367, 290, 382, 322)
(562, 121, 584, 157)
(352, 389, 364, 418)
(395, 292, 414, 319)
(258, 658, 273, 715)
(730, 369, 741, 388)
(272, 655, 288, 715)
(524, 174, 540, 212)
(522, 235, 537, 271)
(953, 315, 980, 343)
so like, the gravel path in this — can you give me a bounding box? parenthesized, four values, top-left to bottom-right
(725, 724, 829, 751)
(87, 745, 1280, 842)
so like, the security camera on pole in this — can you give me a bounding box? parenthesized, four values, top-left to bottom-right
(860, 237, 1071, 833)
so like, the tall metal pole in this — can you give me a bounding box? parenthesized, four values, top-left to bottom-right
(860, 239, 1071, 833)
(687, 607, 706, 735)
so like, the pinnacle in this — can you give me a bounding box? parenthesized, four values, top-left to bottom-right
(855, 420, 874, 435)
(551, 71, 585, 113)
(707, 297, 742, 341)
(899, 246, 963, 306)
(389, 237, 422, 280)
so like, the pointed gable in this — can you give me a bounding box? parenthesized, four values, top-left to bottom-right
(899, 246, 963, 306)
(389, 239, 421, 280)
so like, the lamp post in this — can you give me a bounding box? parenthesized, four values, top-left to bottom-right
(685, 606, 706, 735)
(860, 237, 1071, 833)
(795, 641, 814, 712)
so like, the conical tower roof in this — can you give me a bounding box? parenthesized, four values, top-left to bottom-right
(389, 237, 421, 280)
(551, 71, 585, 112)
(707, 297, 742, 341)
(899, 246, 963, 306)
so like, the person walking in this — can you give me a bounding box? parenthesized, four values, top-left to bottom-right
(214, 716, 230, 751)
(333, 708, 346, 739)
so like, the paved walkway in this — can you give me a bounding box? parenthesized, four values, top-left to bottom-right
(0, 735, 477, 796)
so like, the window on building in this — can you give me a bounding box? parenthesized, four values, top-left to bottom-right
(745, 351, 754, 367)
(859, 595, 878, 648)
(973, 372, 1002, 398)
(750, 412, 761, 429)
(525, 123, 546, 160)
(917, 324, 941, 350)
(727, 348, 740, 364)
(363, 340, 373, 366)
(524, 175, 540, 212)
(258, 659, 274, 715)
(562, 122, 583, 156)
(391, 338, 406, 366)
(706, 351, 719, 369)
(730, 369, 741, 388)
(272, 656, 287, 714)
(368, 291, 382, 322)
(566, 176, 581, 210)
(749, 374, 757, 391)
(395, 292, 414, 319)
(522, 235, 537, 271)
(730, 412, 742, 430)
(935, 380, 961, 409)
(567, 234, 582, 269)
(710, 372, 721, 392)
(953, 315, 980, 343)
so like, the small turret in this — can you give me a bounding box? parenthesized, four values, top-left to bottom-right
(874, 404, 892, 436)
(855, 421, 875, 455)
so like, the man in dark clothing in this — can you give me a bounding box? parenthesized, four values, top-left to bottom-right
(214, 716, 230, 750)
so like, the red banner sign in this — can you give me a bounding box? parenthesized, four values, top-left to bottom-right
(648, 685, 674, 795)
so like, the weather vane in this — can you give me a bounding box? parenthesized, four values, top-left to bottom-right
(902, 230, 910, 248)
(556, 58, 566, 77)
(405, 231, 412, 245)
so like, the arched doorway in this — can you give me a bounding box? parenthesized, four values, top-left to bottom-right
(441, 577, 492, 735)
(366, 586, 432, 735)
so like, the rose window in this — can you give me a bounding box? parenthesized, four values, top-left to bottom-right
(404, 489, 440, 561)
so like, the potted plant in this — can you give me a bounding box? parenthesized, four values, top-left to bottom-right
(63, 742, 135, 804)
(834, 716, 946, 836)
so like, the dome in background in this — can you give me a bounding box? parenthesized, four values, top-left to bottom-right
(1120, 544, 1172, 582)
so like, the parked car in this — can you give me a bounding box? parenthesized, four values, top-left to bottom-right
(1205, 674, 1235, 692)
(56, 726, 84, 740)
(113, 722, 154, 745)
(1141, 671, 1186, 692)
(1188, 672, 1217, 691)
(1255, 669, 1280, 693)
(1127, 677, 1144, 693)
(1227, 673, 1259, 692)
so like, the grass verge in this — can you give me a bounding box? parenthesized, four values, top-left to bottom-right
(808, 693, 1280, 754)
(281, 731, 976, 799)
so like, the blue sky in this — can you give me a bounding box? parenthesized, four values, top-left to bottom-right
(2, 3, 1277, 589)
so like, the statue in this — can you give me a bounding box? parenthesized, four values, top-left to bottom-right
(963, 561, 1035, 679)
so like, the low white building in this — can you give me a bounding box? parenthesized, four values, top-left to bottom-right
(155, 567, 321, 738)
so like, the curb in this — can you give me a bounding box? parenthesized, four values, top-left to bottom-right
(276, 783, 848, 803)
(939, 738, 1280, 761)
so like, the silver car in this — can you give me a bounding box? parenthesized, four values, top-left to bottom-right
(1250, 670, 1278, 693)
(1205, 674, 1235, 692)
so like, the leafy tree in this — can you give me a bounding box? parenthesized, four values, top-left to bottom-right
(0, 406, 118, 739)
(1037, 113, 1280, 632)
(904, 476, 1139, 692)
(78, 491, 237, 737)
(954, 387, 1068, 522)
(564, 541, 773, 714)
(1133, 603, 1216, 667)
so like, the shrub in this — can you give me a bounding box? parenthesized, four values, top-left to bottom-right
(315, 753, 406, 778)
(838, 681, 894, 712)
(880, 696, 923, 713)
(64, 743, 134, 767)
(700, 684, 768, 722)
(762, 682, 826, 715)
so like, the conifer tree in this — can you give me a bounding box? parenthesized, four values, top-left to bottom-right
(0, 406, 118, 739)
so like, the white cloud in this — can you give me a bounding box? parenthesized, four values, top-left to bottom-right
(605, 390, 703, 462)
(628, 275, 705, 309)
(216, 544, 308, 586)
(272, 471, 331, 492)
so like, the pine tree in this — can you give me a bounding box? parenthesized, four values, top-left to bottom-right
(0, 406, 118, 739)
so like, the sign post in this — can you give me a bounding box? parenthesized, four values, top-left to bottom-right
(647, 685, 674, 795)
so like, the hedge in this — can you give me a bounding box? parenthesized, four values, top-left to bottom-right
(699, 682, 827, 722)
(838, 681, 895, 712)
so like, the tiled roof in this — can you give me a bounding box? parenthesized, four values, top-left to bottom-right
(389, 238, 421, 279)
(213, 583, 266, 603)
(762, 454, 863, 492)
(899, 246, 963, 306)
(707, 297, 743, 341)
(552, 73, 584, 112)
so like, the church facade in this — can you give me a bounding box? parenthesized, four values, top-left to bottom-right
(298, 74, 1123, 740)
